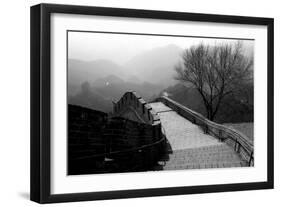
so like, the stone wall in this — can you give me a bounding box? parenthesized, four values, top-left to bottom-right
(113, 91, 160, 125)
(68, 104, 108, 174)
(103, 117, 164, 171)
(68, 103, 165, 175)
(104, 117, 162, 152)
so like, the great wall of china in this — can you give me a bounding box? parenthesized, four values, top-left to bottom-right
(68, 91, 253, 175)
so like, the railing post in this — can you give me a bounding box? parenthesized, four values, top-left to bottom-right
(192, 117, 196, 124)
(248, 151, 254, 166)
(204, 124, 208, 134)
(219, 130, 222, 142)
(237, 142, 241, 153)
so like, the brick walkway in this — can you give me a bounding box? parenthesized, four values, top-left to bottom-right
(150, 102, 247, 170)
(157, 145, 248, 170)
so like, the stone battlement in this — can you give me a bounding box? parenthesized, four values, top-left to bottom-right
(113, 91, 160, 125)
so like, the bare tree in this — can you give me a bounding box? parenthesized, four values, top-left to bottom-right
(175, 41, 253, 121)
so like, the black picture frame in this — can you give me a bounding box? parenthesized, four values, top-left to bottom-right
(30, 3, 274, 204)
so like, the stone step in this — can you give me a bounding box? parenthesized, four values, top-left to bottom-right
(155, 144, 248, 170)
(161, 161, 248, 170)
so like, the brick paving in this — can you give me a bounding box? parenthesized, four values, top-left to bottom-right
(150, 102, 223, 150)
(150, 102, 248, 170)
(157, 145, 248, 170)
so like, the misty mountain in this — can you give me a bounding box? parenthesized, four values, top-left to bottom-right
(126, 75, 142, 84)
(68, 83, 80, 96)
(92, 74, 125, 88)
(68, 44, 183, 91)
(69, 75, 164, 113)
(68, 82, 113, 112)
(68, 59, 127, 86)
(124, 44, 183, 87)
(93, 75, 164, 101)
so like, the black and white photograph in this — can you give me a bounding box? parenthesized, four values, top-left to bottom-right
(29, 3, 274, 204)
(67, 31, 254, 175)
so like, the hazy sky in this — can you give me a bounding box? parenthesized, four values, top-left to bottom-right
(68, 31, 254, 65)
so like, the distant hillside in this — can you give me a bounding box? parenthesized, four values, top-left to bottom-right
(124, 44, 183, 87)
(68, 59, 127, 86)
(92, 74, 125, 88)
(69, 75, 164, 113)
(68, 44, 183, 94)
(68, 82, 113, 112)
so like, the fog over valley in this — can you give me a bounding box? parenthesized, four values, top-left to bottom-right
(68, 32, 254, 123)
(68, 44, 184, 112)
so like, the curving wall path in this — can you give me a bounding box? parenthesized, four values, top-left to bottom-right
(115, 92, 254, 169)
(155, 96, 254, 167)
